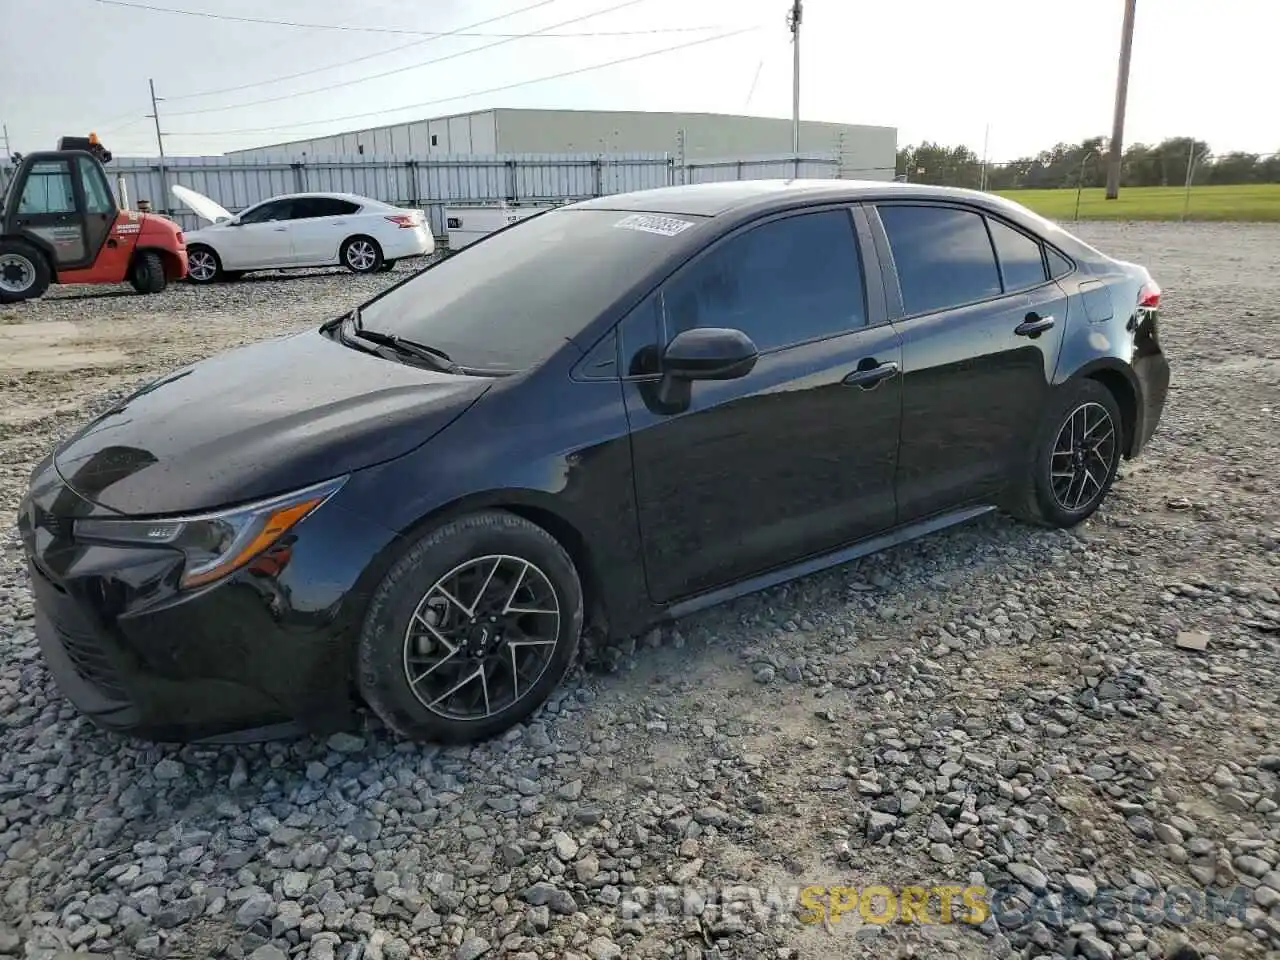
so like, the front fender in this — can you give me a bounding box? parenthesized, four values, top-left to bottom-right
(136, 213, 185, 252)
(333, 374, 652, 637)
(136, 214, 188, 279)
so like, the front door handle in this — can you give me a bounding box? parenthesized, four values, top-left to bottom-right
(843, 359, 900, 389)
(1015, 313, 1055, 337)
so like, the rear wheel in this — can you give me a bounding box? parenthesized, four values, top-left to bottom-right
(358, 511, 584, 744)
(129, 251, 168, 294)
(341, 236, 383, 274)
(0, 240, 51, 304)
(1007, 378, 1123, 528)
(186, 245, 222, 284)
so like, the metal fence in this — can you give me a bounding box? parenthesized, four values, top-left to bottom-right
(0, 151, 841, 237)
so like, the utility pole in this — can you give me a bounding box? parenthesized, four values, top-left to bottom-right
(788, 0, 802, 160)
(2, 124, 10, 158)
(147, 78, 169, 214)
(980, 123, 990, 191)
(1104, 0, 1137, 200)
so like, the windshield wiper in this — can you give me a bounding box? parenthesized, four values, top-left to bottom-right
(330, 307, 465, 374)
(352, 326, 464, 375)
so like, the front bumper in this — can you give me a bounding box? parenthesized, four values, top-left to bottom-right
(17, 462, 397, 743)
(29, 561, 310, 742)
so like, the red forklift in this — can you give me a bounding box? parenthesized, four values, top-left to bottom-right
(0, 134, 187, 304)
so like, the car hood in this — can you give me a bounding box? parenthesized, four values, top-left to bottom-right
(171, 184, 232, 223)
(53, 330, 491, 515)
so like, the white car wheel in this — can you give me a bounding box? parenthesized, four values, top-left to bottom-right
(186, 246, 222, 284)
(342, 237, 383, 274)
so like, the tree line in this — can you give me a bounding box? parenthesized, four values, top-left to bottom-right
(896, 137, 1280, 190)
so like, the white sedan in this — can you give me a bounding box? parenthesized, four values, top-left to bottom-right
(173, 186, 434, 284)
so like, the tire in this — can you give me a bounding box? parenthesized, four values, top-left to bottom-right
(358, 511, 584, 744)
(1007, 378, 1124, 528)
(377, 260, 397, 273)
(129, 251, 168, 294)
(341, 236, 383, 274)
(0, 240, 51, 304)
(186, 245, 222, 284)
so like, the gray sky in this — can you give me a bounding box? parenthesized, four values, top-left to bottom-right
(2, 0, 1276, 160)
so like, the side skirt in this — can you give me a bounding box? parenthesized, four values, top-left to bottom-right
(665, 504, 997, 621)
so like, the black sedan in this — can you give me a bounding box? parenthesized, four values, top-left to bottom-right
(17, 180, 1171, 745)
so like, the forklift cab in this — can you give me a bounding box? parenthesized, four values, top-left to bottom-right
(1, 134, 120, 273)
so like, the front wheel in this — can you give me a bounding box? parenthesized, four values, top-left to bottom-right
(186, 245, 222, 284)
(0, 240, 51, 304)
(341, 236, 383, 274)
(357, 511, 584, 744)
(1008, 378, 1124, 528)
(129, 251, 168, 294)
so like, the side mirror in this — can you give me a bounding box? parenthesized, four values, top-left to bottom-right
(661, 327, 759, 381)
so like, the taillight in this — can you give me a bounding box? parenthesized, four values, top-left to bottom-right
(1138, 280, 1161, 308)
(384, 214, 417, 228)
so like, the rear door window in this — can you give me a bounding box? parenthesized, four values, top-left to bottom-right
(878, 204, 1001, 316)
(986, 217, 1048, 291)
(295, 197, 359, 218)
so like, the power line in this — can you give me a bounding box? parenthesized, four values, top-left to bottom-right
(164, 0, 562, 101)
(95, 0, 721, 38)
(97, 114, 152, 136)
(167, 26, 759, 139)
(165, 0, 703, 119)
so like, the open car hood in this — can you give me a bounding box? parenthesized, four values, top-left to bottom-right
(171, 183, 233, 223)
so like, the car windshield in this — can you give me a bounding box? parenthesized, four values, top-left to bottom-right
(356, 207, 701, 373)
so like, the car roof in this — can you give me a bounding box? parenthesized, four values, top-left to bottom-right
(268, 192, 383, 205)
(567, 178, 1097, 259)
(570, 178, 1017, 218)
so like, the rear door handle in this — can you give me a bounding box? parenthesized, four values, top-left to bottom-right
(843, 360, 899, 388)
(1015, 313, 1055, 337)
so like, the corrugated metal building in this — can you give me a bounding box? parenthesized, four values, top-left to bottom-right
(226, 108, 897, 180)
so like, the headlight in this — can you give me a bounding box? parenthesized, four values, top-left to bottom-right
(73, 476, 347, 589)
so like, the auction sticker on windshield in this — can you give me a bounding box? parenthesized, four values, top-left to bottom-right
(613, 214, 695, 237)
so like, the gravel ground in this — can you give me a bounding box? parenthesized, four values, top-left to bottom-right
(0, 225, 1278, 960)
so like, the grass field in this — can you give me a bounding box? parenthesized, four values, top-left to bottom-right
(994, 183, 1280, 222)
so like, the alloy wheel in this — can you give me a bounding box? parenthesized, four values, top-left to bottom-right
(0, 253, 35, 294)
(402, 555, 561, 721)
(188, 250, 217, 282)
(1050, 401, 1117, 512)
(346, 241, 377, 271)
